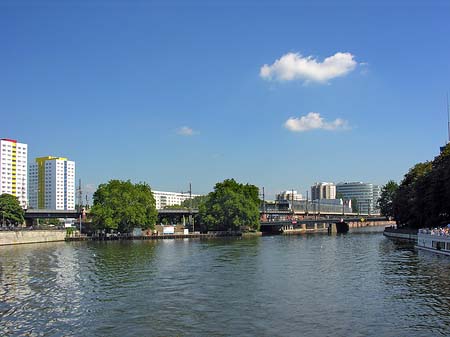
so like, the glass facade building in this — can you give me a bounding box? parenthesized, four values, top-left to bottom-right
(336, 182, 381, 214)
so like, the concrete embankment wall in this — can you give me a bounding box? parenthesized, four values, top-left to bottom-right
(348, 220, 396, 228)
(0, 230, 66, 246)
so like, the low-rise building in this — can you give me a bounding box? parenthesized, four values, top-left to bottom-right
(275, 190, 303, 202)
(153, 190, 200, 210)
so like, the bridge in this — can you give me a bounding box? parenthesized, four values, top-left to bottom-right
(23, 208, 389, 233)
(25, 209, 81, 219)
(260, 216, 390, 234)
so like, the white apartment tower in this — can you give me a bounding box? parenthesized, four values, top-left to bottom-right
(0, 139, 28, 208)
(28, 156, 75, 210)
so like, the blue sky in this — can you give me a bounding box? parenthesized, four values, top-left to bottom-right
(1, 0, 449, 199)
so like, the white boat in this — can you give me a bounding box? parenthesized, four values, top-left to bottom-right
(416, 228, 450, 256)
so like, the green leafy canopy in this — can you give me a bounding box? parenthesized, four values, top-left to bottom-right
(198, 179, 260, 231)
(90, 180, 158, 232)
(0, 194, 24, 226)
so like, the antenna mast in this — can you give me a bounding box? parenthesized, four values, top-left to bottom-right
(447, 93, 450, 143)
(78, 179, 83, 212)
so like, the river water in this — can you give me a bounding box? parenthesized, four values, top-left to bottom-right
(1, 227, 449, 336)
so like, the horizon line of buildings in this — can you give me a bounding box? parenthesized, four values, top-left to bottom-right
(1, 138, 382, 214)
(275, 181, 381, 214)
(0, 138, 201, 212)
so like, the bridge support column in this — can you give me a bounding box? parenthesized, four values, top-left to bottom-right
(328, 223, 337, 234)
(301, 224, 306, 231)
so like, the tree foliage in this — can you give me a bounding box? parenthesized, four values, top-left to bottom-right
(392, 144, 450, 229)
(181, 195, 208, 209)
(377, 180, 399, 218)
(0, 194, 24, 226)
(90, 180, 158, 232)
(198, 179, 260, 231)
(163, 195, 208, 210)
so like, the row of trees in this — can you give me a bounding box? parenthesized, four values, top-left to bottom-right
(378, 144, 450, 229)
(90, 178, 260, 232)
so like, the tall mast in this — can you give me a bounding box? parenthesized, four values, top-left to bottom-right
(447, 92, 450, 143)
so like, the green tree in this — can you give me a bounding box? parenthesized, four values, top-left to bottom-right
(351, 198, 359, 213)
(377, 180, 399, 218)
(392, 161, 432, 228)
(0, 194, 24, 226)
(90, 180, 157, 232)
(181, 195, 207, 209)
(198, 179, 260, 231)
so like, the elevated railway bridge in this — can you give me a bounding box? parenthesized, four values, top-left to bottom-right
(24, 209, 390, 233)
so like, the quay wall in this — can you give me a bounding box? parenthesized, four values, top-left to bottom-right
(348, 220, 396, 228)
(383, 227, 418, 242)
(281, 220, 396, 235)
(0, 230, 66, 246)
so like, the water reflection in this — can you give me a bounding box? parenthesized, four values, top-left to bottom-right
(1, 233, 450, 336)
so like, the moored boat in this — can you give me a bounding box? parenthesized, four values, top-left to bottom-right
(416, 227, 450, 256)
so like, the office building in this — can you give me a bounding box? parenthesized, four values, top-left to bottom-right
(336, 182, 381, 214)
(153, 190, 200, 210)
(28, 156, 75, 210)
(275, 190, 303, 202)
(0, 138, 28, 208)
(311, 182, 336, 200)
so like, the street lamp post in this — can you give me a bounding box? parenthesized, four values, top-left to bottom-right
(181, 183, 194, 233)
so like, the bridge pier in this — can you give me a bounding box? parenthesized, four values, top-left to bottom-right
(328, 222, 349, 234)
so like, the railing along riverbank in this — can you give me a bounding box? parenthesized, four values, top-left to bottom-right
(66, 231, 244, 242)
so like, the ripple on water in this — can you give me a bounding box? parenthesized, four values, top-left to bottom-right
(1, 235, 450, 336)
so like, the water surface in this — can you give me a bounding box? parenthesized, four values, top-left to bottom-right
(1, 227, 449, 336)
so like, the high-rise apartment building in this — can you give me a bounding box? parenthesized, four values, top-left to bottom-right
(0, 138, 28, 208)
(336, 182, 380, 214)
(311, 182, 336, 200)
(28, 156, 75, 210)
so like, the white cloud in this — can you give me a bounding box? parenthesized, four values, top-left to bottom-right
(284, 112, 349, 132)
(177, 126, 197, 136)
(260, 52, 357, 83)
